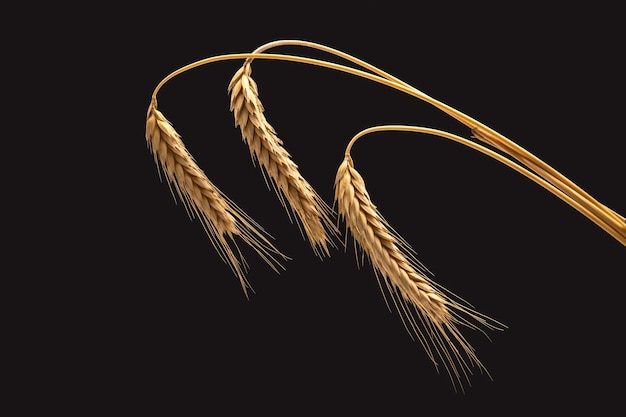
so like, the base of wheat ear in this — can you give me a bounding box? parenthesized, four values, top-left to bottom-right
(228, 62, 339, 257)
(145, 98, 287, 297)
(334, 155, 505, 391)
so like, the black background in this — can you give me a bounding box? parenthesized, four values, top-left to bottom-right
(11, 3, 625, 415)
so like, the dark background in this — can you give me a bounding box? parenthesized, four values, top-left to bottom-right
(11, 3, 625, 415)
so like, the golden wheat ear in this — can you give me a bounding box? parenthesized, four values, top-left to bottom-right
(145, 98, 288, 297)
(334, 155, 505, 392)
(228, 62, 339, 257)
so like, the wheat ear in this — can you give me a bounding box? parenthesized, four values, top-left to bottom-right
(334, 155, 504, 391)
(145, 98, 287, 296)
(228, 63, 339, 257)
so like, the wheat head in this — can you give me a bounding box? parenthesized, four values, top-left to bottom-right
(228, 63, 338, 257)
(145, 97, 287, 296)
(334, 155, 503, 391)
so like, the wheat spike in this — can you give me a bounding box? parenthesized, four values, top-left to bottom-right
(334, 155, 504, 391)
(145, 97, 287, 296)
(228, 63, 339, 257)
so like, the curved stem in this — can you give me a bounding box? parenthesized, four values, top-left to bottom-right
(248, 40, 478, 127)
(345, 126, 626, 246)
(151, 53, 459, 122)
(246, 41, 626, 243)
(153, 52, 397, 99)
(151, 50, 624, 245)
(471, 126, 625, 231)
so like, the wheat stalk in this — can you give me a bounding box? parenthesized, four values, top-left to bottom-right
(228, 62, 339, 257)
(145, 44, 623, 391)
(334, 154, 504, 391)
(145, 97, 287, 296)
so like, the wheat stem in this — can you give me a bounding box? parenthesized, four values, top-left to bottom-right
(345, 125, 626, 245)
(471, 125, 625, 235)
(244, 40, 625, 245)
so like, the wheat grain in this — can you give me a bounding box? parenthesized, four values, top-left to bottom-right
(145, 97, 287, 296)
(334, 155, 504, 391)
(228, 63, 339, 257)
